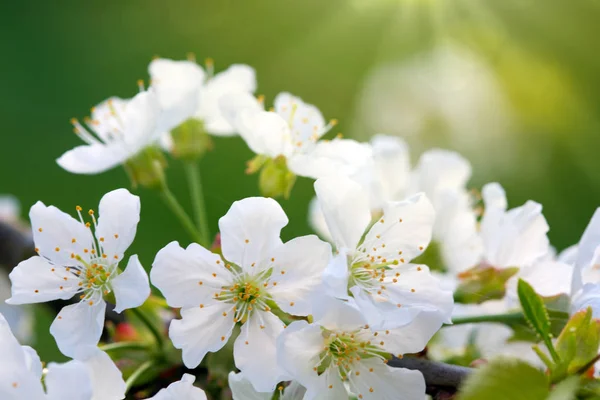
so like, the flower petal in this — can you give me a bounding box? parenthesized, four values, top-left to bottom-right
(228, 372, 272, 400)
(77, 348, 126, 400)
(29, 201, 93, 266)
(111, 255, 150, 313)
(571, 283, 600, 318)
(509, 261, 572, 300)
(288, 139, 372, 180)
(50, 297, 106, 358)
(307, 197, 332, 242)
(375, 311, 445, 355)
(219, 197, 287, 271)
(218, 92, 263, 132)
(56, 143, 130, 175)
(234, 311, 286, 392)
(151, 241, 231, 308)
(270, 235, 331, 316)
(573, 208, 600, 292)
(95, 188, 140, 261)
(169, 302, 235, 368)
(314, 175, 371, 251)
(311, 294, 367, 331)
(45, 361, 93, 400)
(148, 373, 206, 400)
(235, 110, 294, 158)
(149, 58, 205, 132)
(7, 256, 80, 305)
(121, 90, 162, 148)
(367, 134, 411, 208)
(274, 92, 326, 143)
(360, 192, 435, 264)
(321, 250, 351, 299)
(349, 358, 425, 400)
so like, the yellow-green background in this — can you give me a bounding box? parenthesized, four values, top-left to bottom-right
(2, 0, 600, 360)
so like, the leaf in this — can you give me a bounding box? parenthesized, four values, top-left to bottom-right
(546, 376, 580, 400)
(454, 265, 519, 304)
(457, 358, 549, 400)
(517, 279, 552, 343)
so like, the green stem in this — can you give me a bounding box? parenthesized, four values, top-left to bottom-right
(125, 360, 154, 393)
(100, 341, 149, 353)
(130, 307, 164, 351)
(544, 337, 561, 364)
(448, 312, 526, 326)
(158, 185, 203, 243)
(183, 161, 211, 247)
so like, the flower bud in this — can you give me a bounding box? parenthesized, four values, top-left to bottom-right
(169, 118, 213, 161)
(258, 156, 296, 199)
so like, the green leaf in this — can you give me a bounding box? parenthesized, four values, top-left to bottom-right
(517, 280, 552, 341)
(457, 358, 549, 400)
(454, 265, 519, 304)
(546, 376, 580, 400)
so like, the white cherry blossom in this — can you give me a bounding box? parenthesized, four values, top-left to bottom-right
(57, 90, 162, 174)
(277, 295, 436, 400)
(314, 174, 453, 329)
(149, 58, 257, 135)
(145, 374, 206, 400)
(221, 92, 372, 179)
(6, 189, 150, 358)
(0, 313, 125, 400)
(151, 197, 331, 392)
(228, 372, 305, 400)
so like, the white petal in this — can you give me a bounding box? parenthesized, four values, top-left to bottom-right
(270, 235, 331, 315)
(218, 92, 263, 133)
(21, 346, 42, 379)
(218, 197, 287, 271)
(367, 134, 411, 208)
(234, 311, 286, 392)
(307, 197, 332, 242)
(121, 90, 162, 148)
(50, 297, 106, 358)
(573, 208, 600, 292)
(314, 175, 371, 250)
(281, 381, 306, 400)
(198, 64, 257, 135)
(482, 182, 508, 211)
(558, 244, 578, 265)
(288, 139, 373, 180)
(376, 311, 445, 355)
(169, 302, 235, 368)
(236, 110, 294, 158)
(311, 294, 367, 331)
(111, 255, 150, 313)
(45, 361, 93, 400)
(29, 201, 93, 267)
(571, 283, 600, 318)
(56, 143, 130, 174)
(7, 256, 80, 305)
(349, 359, 425, 400)
(79, 348, 126, 400)
(274, 92, 326, 145)
(360, 192, 435, 264)
(228, 372, 272, 400)
(510, 261, 573, 299)
(147, 373, 206, 400)
(0, 315, 46, 399)
(89, 97, 129, 143)
(350, 286, 422, 329)
(0, 195, 20, 221)
(151, 242, 231, 308)
(95, 188, 140, 260)
(321, 250, 351, 299)
(149, 58, 205, 132)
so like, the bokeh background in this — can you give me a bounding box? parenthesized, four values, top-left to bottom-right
(2, 0, 600, 360)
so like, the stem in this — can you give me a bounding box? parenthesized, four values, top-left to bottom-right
(158, 185, 203, 243)
(448, 312, 525, 326)
(130, 307, 164, 351)
(100, 341, 149, 353)
(125, 360, 154, 393)
(544, 337, 561, 364)
(183, 161, 211, 247)
(576, 353, 600, 375)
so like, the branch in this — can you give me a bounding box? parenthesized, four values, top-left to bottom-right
(389, 356, 472, 397)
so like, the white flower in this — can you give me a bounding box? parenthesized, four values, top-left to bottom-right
(0, 313, 126, 400)
(221, 92, 372, 179)
(151, 197, 331, 392)
(6, 189, 150, 358)
(277, 295, 437, 400)
(149, 58, 257, 135)
(314, 174, 453, 329)
(0, 270, 33, 343)
(56, 90, 162, 174)
(145, 374, 206, 400)
(0, 195, 20, 222)
(228, 372, 305, 400)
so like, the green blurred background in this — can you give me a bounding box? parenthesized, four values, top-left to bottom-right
(2, 0, 600, 360)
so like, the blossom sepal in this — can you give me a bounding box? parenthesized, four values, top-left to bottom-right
(258, 156, 296, 199)
(124, 146, 168, 189)
(454, 264, 519, 304)
(169, 118, 213, 161)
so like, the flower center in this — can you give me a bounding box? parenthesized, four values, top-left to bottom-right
(216, 273, 271, 324)
(348, 259, 398, 295)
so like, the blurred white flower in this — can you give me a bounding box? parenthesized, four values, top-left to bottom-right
(149, 58, 257, 136)
(6, 189, 150, 358)
(0, 313, 125, 400)
(228, 372, 305, 400)
(277, 295, 436, 400)
(151, 197, 331, 392)
(57, 90, 162, 174)
(314, 175, 453, 329)
(0, 195, 20, 222)
(145, 374, 206, 400)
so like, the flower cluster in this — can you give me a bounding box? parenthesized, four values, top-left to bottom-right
(2, 55, 600, 400)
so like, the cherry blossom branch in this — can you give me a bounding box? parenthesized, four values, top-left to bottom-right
(157, 185, 204, 243)
(388, 356, 472, 395)
(448, 312, 525, 326)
